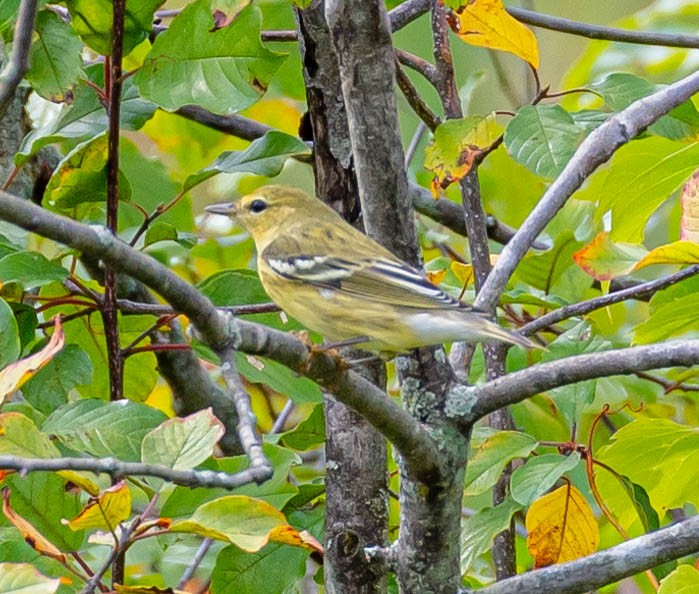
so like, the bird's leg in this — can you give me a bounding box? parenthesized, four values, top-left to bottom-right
(316, 335, 372, 351)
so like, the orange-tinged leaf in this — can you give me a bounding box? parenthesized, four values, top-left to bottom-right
(426, 269, 447, 285)
(573, 232, 647, 281)
(526, 484, 599, 568)
(0, 316, 64, 403)
(268, 525, 324, 554)
(633, 240, 699, 271)
(681, 170, 699, 242)
(68, 481, 132, 531)
(425, 114, 501, 195)
(2, 488, 67, 562)
(448, 0, 539, 69)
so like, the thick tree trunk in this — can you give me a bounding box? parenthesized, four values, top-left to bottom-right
(297, 4, 389, 592)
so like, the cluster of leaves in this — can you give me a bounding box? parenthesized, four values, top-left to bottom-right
(0, 0, 698, 592)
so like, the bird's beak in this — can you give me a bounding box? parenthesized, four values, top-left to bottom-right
(205, 202, 238, 216)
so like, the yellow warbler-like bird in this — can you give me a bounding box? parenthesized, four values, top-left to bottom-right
(206, 185, 536, 355)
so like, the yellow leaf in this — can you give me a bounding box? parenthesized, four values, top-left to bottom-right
(0, 316, 64, 404)
(68, 481, 132, 531)
(448, 0, 539, 69)
(681, 170, 699, 242)
(573, 232, 647, 281)
(450, 261, 474, 288)
(526, 484, 599, 568)
(2, 487, 67, 562)
(633, 240, 699, 271)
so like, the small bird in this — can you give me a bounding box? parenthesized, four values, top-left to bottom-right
(205, 185, 537, 355)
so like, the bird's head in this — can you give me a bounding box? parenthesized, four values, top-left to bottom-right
(206, 185, 320, 249)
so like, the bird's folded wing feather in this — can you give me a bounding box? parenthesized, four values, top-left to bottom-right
(262, 241, 473, 311)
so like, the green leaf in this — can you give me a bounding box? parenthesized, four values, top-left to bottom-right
(22, 345, 93, 414)
(460, 497, 523, 573)
(25, 10, 84, 101)
(4, 472, 84, 552)
(616, 476, 659, 533)
(67, 0, 164, 55)
(185, 131, 310, 191)
(135, 2, 287, 116)
(0, 413, 60, 458)
(17, 69, 156, 166)
(162, 444, 300, 516)
(598, 418, 699, 511)
(280, 404, 325, 451)
(510, 452, 581, 506)
(633, 291, 699, 344)
(658, 565, 699, 594)
(0, 562, 60, 594)
(593, 72, 699, 141)
(504, 104, 586, 178)
(43, 133, 132, 210)
(237, 354, 322, 405)
(598, 137, 699, 242)
(543, 323, 612, 427)
(142, 409, 224, 470)
(42, 399, 167, 461)
(0, 298, 20, 370)
(144, 222, 178, 247)
(464, 430, 538, 497)
(170, 495, 287, 552)
(211, 542, 307, 594)
(0, 252, 68, 290)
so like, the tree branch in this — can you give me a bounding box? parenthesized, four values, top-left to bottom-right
(0, 189, 442, 483)
(409, 183, 549, 249)
(451, 341, 699, 423)
(0, 455, 266, 489)
(0, 0, 39, 117)
(521, 265, 699, 336)
(475, 70, 699, 312)
(467, 515, 699, 594)
(174, 105, 273, 141)
(508, 6, 699, 49)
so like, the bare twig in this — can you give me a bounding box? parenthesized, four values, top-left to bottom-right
(0, 0, 39, 117)
(450, 340, 699, 423)
(521, 265, 699, 336)
(395, 60, 440, 131)
(508, 6, 699, 49)
(175, 105, 273, 141)
(0, 455, 269, 489)
(177, 538, 213, 589)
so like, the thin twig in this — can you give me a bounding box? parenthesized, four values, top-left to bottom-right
(0, 0, 39, 117)
(395, 48, 439, 85)
(0, 455, 271, 489)
(177, 538, 213, 588)
(521, 265, 699, 336)
(508, 6, 699, 49)
(395, 60, 440, 131)
(271, 399, 295, 434)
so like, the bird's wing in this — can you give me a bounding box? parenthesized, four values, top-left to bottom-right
(262, 238, 472, 311)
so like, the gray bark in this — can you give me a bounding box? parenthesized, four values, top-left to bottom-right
(298, 3, 388, 592)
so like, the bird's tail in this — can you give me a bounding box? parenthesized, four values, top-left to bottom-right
(479, 317, 542, 350)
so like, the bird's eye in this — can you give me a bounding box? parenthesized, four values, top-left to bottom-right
(249, 199, 267, 214)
